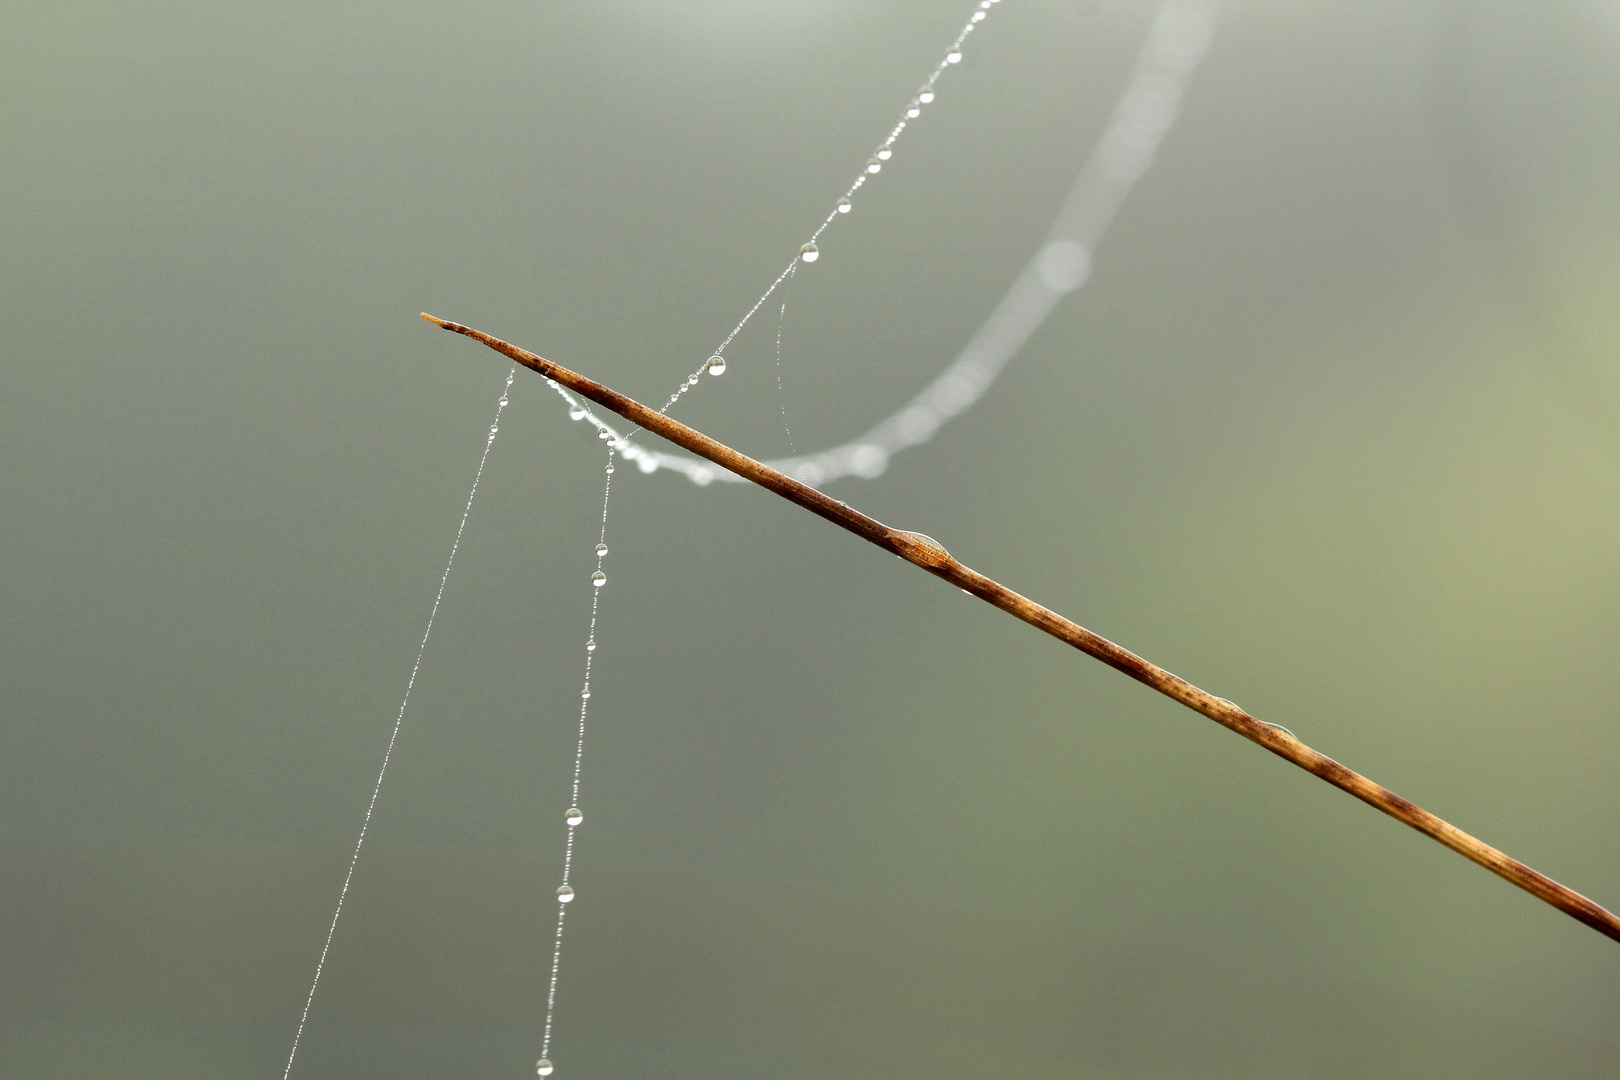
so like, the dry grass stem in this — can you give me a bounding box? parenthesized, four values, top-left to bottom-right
(424, 312, 1620, 946)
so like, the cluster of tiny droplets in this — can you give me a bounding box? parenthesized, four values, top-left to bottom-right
(282, 368, 516, 1080)
(642, 0, 1006, 421)
(534, 411, 618, 1080)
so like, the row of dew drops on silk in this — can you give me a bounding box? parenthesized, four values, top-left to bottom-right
(528, 4, 1008, 1079)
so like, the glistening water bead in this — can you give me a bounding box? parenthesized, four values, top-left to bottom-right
(866, 157, 882, 174)
(918, 85, 935, 104)
(946, 50, 962, 63)
(536, 1060, 554, 1077)
(586, 637, 596, 652)
(566, 806, 583, 827)
(837, 197, 852, 213)
(591, 571, 606, 587)
(707, 354, 726, 376)
(557, 885, 575, 903)
(906, 99, 921, 118)
(799, 242, 819, 263)
(595, 543, 608, 557)
(876, 145, 893, 160)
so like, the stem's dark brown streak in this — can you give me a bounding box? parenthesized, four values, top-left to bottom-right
(422, 312, 1620, 946)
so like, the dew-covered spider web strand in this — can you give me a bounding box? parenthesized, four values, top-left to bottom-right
(282, 367, 516, 1080)
(534, 443, 616, 1079)
(628, 0, 1009, 422)
(631, 0, 1217, 487)
(774, 295, 795, 451)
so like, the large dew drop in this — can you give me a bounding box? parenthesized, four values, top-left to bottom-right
(906, 100, 921, 118)
(837, 197, 852, 214)
(568, 406, 586, 421)
(566, 806, 583, 827)
(707, 354, 726, 376)
(536, 1060, 554, 1077)
(799, 242, 819, 263)
(918, 85, 936, 104)
(557, 885, 575, 903)
(876, 146, 892, 161)
(591, 571, 606, 587)
(595, 543, 608, 557)
(946, 50, 962, 64)
(865, 157, 882, 174)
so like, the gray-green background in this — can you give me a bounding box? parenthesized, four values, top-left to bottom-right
(4, 2, 1620, 1077)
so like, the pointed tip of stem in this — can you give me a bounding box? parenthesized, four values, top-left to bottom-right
(420, 312, 450, 328)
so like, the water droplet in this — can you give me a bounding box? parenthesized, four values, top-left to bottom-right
(536, 1059, 554, 1077)
(591, 571, 606, 587)
(557, 885, 575, 903)
(581, 687, 590, 699)
(499, 396, 509, 407)
(707, 354, 726, 376)
(837, 197, 852, 214)
(490, 424, 499, 435)
(906, 100, 921, 118)
(595, 543, 608, 557)
(687, 373, 699, 386)
(972, 9, 986, 20)
(569, 407, 586, 420)
(605, 465, 615, 474)
(597, 427, 611, 440)
(586, 637, 596, 651)
(876, 146, 892, 161)
(799, 242, 819, 263)
(566, 806, 583, 827)
(865, 158, 881, 174)
(946, 50, 962, 64)
(918, 85, 936, 104)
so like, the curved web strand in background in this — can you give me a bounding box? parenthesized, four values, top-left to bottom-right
(563, 0, 1216, 487)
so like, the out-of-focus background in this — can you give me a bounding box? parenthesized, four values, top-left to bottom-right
(4, 2, 1620, 1077)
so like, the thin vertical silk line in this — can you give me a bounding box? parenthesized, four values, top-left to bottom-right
(774, 297, 795, 451)
(282, 366, 517, 1080)
(538, 442, 616, 1072)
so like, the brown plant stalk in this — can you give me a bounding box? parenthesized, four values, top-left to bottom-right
(423, 312, 1620, 946)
